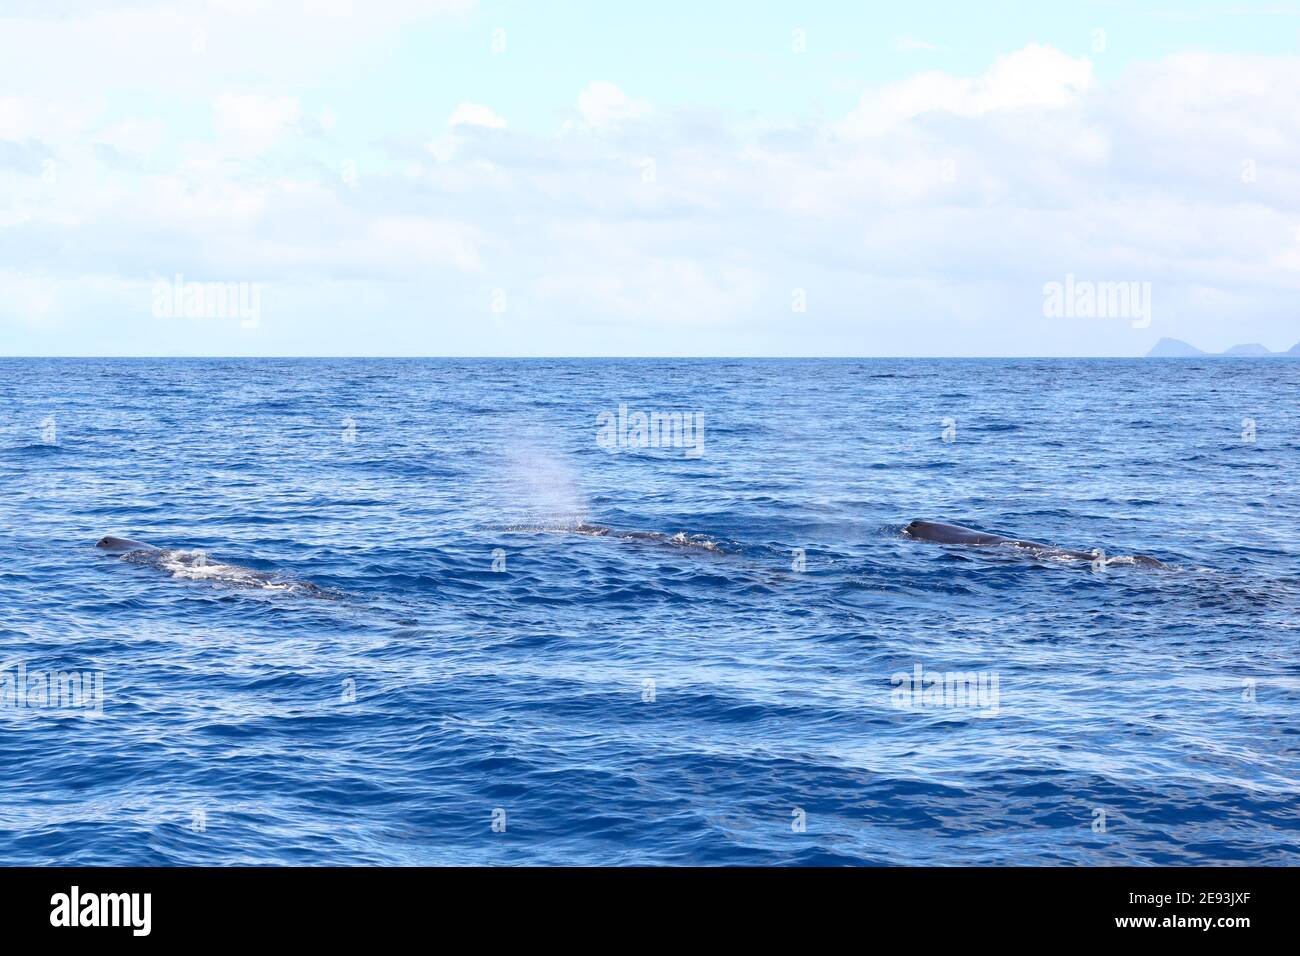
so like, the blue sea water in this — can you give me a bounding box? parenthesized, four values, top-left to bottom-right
(1, 357, 1297, 866)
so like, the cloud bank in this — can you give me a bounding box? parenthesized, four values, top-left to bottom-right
(2, 4, 1298, 355)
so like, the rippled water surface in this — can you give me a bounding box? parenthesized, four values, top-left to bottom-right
(1, 358, 1297, 865)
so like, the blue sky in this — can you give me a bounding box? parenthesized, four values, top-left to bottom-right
(3, 0, 1300, 355)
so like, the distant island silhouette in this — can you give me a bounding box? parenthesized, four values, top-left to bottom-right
(1146, 337, 1300, 357)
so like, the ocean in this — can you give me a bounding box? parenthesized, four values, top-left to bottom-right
(1, 357, 1296, 865)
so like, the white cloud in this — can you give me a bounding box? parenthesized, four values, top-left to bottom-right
(213, 94, 302, 153)
(365, 216, 481, 272)
(447, 103, 506, 129)
(0, 95, 103, 141)
(842, 43, 1094, 136)
(575, 82, 650, 129)
(6, 41, 1300, 354)
(94, 118, 167, 158)
(426, 104, 507, 163)
(0, 1, 477, 98)
(892, 36, 939, 53)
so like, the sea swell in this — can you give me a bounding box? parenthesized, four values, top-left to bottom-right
(1, 357, 1297, 865)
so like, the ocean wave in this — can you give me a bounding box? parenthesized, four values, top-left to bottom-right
(3, 357, 1297, 865)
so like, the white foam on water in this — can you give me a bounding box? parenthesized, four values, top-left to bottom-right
(122, 548, 319, 594)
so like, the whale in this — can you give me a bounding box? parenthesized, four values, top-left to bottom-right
(506, 520, 730, 553)
(95, 535, 331, 594)
(571, 522, 727, 553)
(95, 535, 159, 553)
(902, 520, 1164, 567)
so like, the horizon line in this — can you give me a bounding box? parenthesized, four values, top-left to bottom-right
(3, 354, 1300, 361)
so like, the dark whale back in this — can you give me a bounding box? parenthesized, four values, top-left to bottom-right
(903, 520, 1011, 546)
(903, 519, 1164, 567)
(96, 535, 158, 552)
